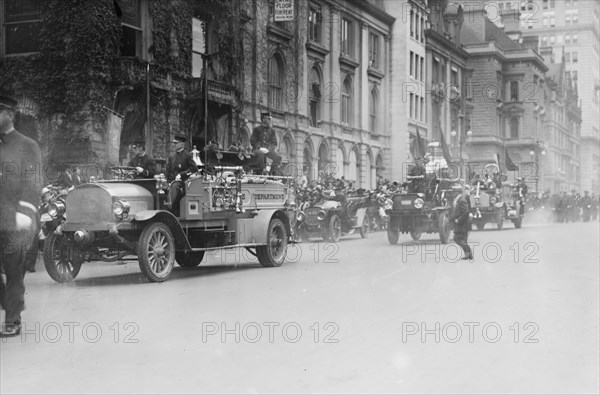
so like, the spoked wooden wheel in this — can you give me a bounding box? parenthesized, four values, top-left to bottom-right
(257, 218, 288, 267)
(43, 233, 84, 283)
(138, 222, 176, 282)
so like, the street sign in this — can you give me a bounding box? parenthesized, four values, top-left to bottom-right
(274, 0, 294, 21)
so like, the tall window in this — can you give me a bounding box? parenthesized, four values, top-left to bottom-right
(572, 52, 578, 63)
(510, 81, 519, 101)
(2, 0, 42, 55)
(117, 0, 143, 57)
(308, 7, 322, 42)
(410, 10, 414, 37)
(510, 117, 519, 138)
(369, 32, 379, 69)
(409, 51, 414, 77)
(341, 18, 354, 57)
(370, 88, 379, 132)
(572, 33, 578, 43)
(268, 54, 284, 110)
(341, 77, 352, 125)
(309, 66, 321, 127)
(420, 97, 424, 121)
(565, 34, 571, 44)
(572, 14, 578, 24)
(409, 93, 414, 119)
(192, 18, 206, 78)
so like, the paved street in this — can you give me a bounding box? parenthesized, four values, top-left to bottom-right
(1, 220, 599, 394)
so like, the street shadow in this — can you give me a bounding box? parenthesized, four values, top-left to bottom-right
(70, 262, 263, 287)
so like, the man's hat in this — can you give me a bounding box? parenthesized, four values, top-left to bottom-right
(0, 94, 18, 111)
(130, 140, 146, 149)
(260, 112, 272, 119)
(172, 135, 187, 143)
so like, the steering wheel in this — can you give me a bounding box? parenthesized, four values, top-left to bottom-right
(110, 166, 137, 179)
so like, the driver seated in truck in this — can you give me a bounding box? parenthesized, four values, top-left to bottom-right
(128, 141, 156, 179)
(166, 135, 198, 216)
(407, 157, 426, 194)
(249, 112, 282, 175)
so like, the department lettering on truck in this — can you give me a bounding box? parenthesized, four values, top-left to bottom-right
(254, 193, 285, 200)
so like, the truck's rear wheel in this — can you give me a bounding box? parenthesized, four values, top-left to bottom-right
(387, 228, 400, 245)
(438, 212, 452, 244)
(257, 218, 288, 267)
(138, 222, 176, 282)
(176, 251, 205, 268)
(359, 213, 370, 239)
(43, 233, 83, 283)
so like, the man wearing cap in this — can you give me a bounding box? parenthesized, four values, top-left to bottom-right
(450, 183, 474, 260)
(166, 135, 198, 216)
(0, 94, 42, 337)
(128, 141, 156, 178)
(250, 112, 282, 175)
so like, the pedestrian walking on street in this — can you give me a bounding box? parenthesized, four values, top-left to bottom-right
(450, 184, 474, 260)
(0, 93, 42, 338)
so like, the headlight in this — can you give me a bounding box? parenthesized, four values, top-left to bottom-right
(413, 198, 424, 209)
(297, 211, 305, 222)
(384, 198, 393, 211)
(112, 200, 131, 217)
(47, 201, 66, 219)
(317, 210, 326, 221)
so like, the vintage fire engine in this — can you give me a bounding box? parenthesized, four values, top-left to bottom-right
(471, 164, 507, 230)
(43, 166, 297, 283)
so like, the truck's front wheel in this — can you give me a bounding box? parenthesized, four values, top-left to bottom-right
(43, 233, 83, 283)
(138, 222, 176, 282)
(257, 218, 288, 267)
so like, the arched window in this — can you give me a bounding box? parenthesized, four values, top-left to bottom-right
(369, 87, 379, 132)
(336, 145, 345, 180)
(280, 135, 294, 176)
(341, 77, 353, 125)
(309, 66, 322, 127)
(510, 117, 519, 138)
(303, 142, 313, 181)
(348, 148, 358, 184)
(366, 152, 373, 189)
(318, 142, 329, 177)
(268, 53, 284, 110)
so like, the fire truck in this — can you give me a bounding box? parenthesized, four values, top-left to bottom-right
(43, 166, 297, 282)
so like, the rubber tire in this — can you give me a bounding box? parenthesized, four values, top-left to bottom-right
(496, 211, 504, 230)
(410, 230, 422, 241)
(176, 250, 205, 268)
(257, 218, 288, 267)
(326, 214, 341, 243)
(359, 213, 370, 239)
(438, 212, 452, 244)
(387, 229, 400, 245)
(138, 222, 176, 282)
(513, 216, 522, 228)
(43, 232, 83, 283)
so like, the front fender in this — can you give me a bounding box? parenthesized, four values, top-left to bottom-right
(133, 210, 191, 251)
(250, 209, 291, 244)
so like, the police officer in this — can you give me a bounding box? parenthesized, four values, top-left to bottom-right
(450, 184, 474, 260)
(166, 136, 198, 216)
(128, 141, 156, 178)
(0, 94, 42, 337)
(250, 112, 282, 175)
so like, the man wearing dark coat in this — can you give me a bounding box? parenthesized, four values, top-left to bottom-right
(450, 184, 474, 260)
(128, 141, 156, 178)
(0, 94, 42, 337)
(407, 157, 426, 194)
(166, 135, 198, 216)
(249, 112, 282, 175)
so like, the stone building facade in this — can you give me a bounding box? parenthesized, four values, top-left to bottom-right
(460, 5, 549, 190)
(0, 0, 395, 188)
(237, 0, 394, 188)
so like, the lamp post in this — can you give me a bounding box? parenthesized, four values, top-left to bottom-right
(529, 140, 546, 195)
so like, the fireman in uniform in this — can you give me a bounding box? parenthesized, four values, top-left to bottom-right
(166, 136, 198, 216)
(1, 94, 42, 337)
(406, 157, 427, 194)
(450, 183, 474, 260)
(249, 112, 282, 175)
(128, 141, 156, 178)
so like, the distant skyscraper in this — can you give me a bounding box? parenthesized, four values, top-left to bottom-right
(521, 0, 600, 195)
